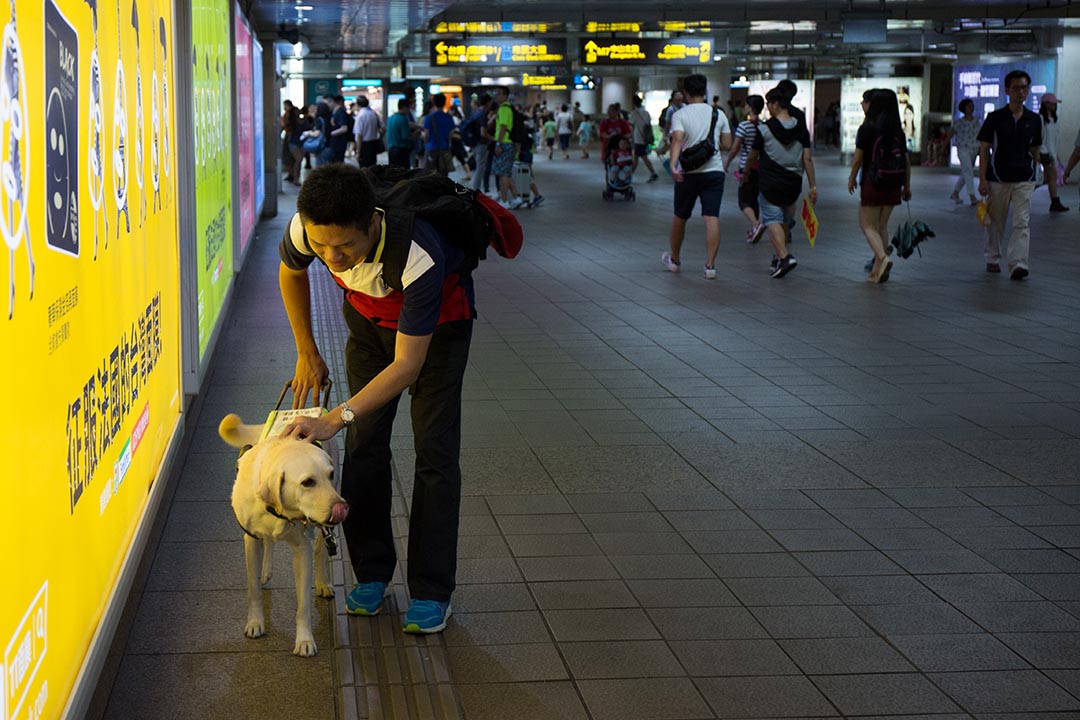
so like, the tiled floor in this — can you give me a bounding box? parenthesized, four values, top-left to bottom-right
(97, 151, 1080, 719)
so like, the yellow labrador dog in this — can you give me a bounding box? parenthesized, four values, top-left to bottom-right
(219, 413, 349, 657)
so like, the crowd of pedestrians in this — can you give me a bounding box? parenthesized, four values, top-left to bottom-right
(280, 68, 1076, 284)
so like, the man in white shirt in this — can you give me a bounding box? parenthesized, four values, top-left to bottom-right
(630, 95, 659, 182)
(353, 95, 383, 168)
(661, 74, 733, 280)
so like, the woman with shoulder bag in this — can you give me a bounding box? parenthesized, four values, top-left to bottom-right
(301, 103, 334, 167)
(848, 89, 911, 283)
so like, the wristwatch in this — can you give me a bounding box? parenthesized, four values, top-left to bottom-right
(339, 403, 356, 426)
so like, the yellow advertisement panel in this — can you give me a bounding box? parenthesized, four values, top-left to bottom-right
(0, 1, 181, 718)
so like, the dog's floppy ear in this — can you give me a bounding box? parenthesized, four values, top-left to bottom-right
(257, 470, 286, 510)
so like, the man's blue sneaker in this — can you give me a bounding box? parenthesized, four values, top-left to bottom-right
(402, 599, 452, 634)
(346, 581, 388, 615)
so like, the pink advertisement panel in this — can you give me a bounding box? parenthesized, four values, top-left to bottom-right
(235, 8, 255, 250)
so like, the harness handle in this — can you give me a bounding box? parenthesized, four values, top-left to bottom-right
(273, 379, 333, 412)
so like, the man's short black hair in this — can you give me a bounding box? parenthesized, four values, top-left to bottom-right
(1004, 70, 1031, 89)
(958, 98, 974, 113)
(297, 164, 376, 231)
(333, 94, 345, 104)
(397, 97, 410, 111)
(777, 79, 798, 96)
(632, 95, 643, 107)
(683, 74, 708, 98)
(765, 87, 792, 111)
(746, 94, 765, 114)
(433, 93, 447, 108)
(356, 95, 370, 108)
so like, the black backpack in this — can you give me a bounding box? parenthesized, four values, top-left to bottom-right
(868, 133, 907, 188)
(509, 107, 532, 147)
(360, 166, 522, 291)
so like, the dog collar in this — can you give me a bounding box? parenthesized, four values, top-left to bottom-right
(262, 504, 339, 557)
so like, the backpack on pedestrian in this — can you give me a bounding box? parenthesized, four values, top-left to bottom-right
(360, 166, 523, 291)
(509, 107, 532, 148)
(867, 133, 907, 188)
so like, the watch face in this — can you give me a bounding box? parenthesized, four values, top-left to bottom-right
(341, 404, 355, 424)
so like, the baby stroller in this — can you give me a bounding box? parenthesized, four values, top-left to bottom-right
(602, 134, 636, 201)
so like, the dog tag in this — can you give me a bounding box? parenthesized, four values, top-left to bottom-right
(322, 527, 338, 557)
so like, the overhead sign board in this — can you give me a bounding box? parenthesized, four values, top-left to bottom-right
(432, 38, 567, 66)
(585, 22, 642, 32)
(581, 37, 714, 65)
(434, 21, 558, 34)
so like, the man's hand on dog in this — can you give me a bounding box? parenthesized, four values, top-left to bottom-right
(282, 414, 341, 442)
(292, 352, 330, 409)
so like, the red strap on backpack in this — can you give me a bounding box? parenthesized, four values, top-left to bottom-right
(474, 192, 523, 259)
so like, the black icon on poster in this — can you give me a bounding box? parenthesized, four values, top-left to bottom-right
(46, 0, 79, 258)
(2, 0, 33, 319)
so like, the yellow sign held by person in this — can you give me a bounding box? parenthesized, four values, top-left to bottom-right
(801, 197, 819, 247)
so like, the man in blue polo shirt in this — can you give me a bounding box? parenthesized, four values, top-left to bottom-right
(977, 69, 1042, 280)
(277, 164, 474, 634)
(423, 93, 457, 176)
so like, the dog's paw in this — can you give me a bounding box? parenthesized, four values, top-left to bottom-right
(244, 618, 266, 638)
(293, 634, 318, 657)
(316, 582, 334, 598)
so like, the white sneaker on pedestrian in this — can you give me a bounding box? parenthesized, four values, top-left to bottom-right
(509, 197, 525, 209)
(704, 266, 717, 279)
(661, 251, 680, 273)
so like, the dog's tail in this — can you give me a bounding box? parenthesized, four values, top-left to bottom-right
(218, 413, 264, 448)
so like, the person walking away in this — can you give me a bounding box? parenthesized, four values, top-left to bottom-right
(328, 95, 352, 164)
(354, 95, 384, 169)
(555, 104, 574, 159)
(747, 86, 816, 279)
(577, 115, 594, 158)
(283, 101, 304, 185)
(725, 94, 765, 243)
(848, 89, 912, 283)
(386, 98, 414, 169)
(542, 115, 557, 159)
(423, 93, 457, 176)
(462, 95, 490, 192)
(656, 91, 685, 157)
(630, 95, 660, 182)
(977, 70, 1042, 280)
(661, 73, 733, 279)
(1039, 94, 1069, 212)
(490, 88, 522, 208)
(278, 164, 476, 634)
(447, 104, 471, 181)
(948, 99, 980, 206)
(1062, 125, 1080, 210)
(514, 126, 544, 208)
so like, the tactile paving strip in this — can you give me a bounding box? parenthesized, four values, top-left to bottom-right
(307, 264, 462, 720)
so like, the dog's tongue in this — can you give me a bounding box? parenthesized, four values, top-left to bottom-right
(330, 502, 349, 524)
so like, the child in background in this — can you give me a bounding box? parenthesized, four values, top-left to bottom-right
(577, 115, 594, 159)
(543, 116, 557, 160)
(609, 137, 634, 185)
(515, 125, 545, 208)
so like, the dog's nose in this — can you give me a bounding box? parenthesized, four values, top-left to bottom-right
(329, 502, 349, 525)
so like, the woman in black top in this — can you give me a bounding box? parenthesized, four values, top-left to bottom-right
(283, 103, 303, 185)
(847, 89, 912, 283)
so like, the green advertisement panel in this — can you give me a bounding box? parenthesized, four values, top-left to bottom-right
(193, 0, 232, 356)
